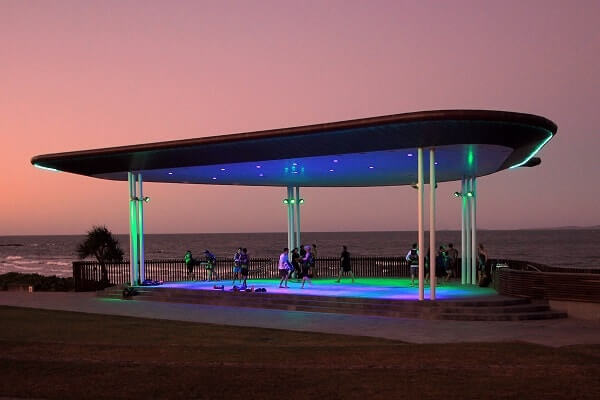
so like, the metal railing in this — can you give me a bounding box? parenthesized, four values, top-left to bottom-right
(74, 257, 600, 303)
(73, 256, 415, 291)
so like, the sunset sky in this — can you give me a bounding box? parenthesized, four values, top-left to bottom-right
(2, 0, 599, 235)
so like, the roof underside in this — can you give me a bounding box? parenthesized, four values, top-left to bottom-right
(31, 110, 557, 187)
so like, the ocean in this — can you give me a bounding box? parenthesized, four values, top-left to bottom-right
(0, 230, 598, 277)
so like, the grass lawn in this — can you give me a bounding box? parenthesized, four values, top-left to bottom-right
(0, 306, 598, 399)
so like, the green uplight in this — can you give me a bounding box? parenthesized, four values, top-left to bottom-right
(509, 131, 553, 169)
(289, 199, 295, 204)
(299, 198, 304, 204)
(34, 164, 59, 172)
(282, 199, 289, 204)
(467, 149, 474, 167)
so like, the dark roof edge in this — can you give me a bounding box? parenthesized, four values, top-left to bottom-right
(31, 109, 557, 165)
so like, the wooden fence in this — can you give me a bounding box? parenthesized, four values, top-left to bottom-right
(495, 259, 600, 303)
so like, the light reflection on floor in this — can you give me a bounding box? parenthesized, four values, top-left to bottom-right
(153, 278, 498, 301)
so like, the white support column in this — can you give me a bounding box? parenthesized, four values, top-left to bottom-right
(128, 172, 139, 285)
(429, 149, 436, 300)
(294, 186, 301, 251)
(471, 177, 477, 285)
(137, 173, 145, 283)
(465, 177, 471, 284)
(417, 147, 425, 301)
(461, 178, 467, 285)
(286, 186, 293, 253)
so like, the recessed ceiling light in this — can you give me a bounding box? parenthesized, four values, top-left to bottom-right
(220, 168, 226, 171)
(329, 169, 334, 172)
(407, 153, 413, 157)
(368, 166, 374, 169)
(333, 159, 338, 163)
(434, 162, 438, 165)
(212, 177, 217, 180)
(256, 165, 261, 168)
(292, 171, 298, 174)
(168, 172, 173, 175)
(259, 173, 264, 177)
(292, 162, 297, 166)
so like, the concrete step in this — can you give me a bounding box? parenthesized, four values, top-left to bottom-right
(97, 286, 566, 321)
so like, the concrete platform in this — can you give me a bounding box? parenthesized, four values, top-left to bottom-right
(103, 278, 567, 321)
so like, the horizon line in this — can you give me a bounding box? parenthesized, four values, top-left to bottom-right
(2, 226, 599, 237)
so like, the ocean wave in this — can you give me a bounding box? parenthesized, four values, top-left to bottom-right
(6, 256, 23, 260)
(14, 265, 44, 271)
(14, 260, 43, 265)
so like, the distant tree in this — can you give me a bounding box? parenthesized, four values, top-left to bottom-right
(77, 226, 124, 285)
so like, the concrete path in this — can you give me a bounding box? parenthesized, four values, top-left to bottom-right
(1, 291, 598, 347)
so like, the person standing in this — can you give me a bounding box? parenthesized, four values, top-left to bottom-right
(301, 245, 313, 288)
(204, 250, 218, 281)
(184, 250, 195, 281)
(436, 246, 448, 285)
(477, 243, 489, 282)
(278, 248, 290, 288)
(336, 245, 355, 283)
(232, 248, 242, 285)
(240, 248, 249, 288)
(291, 247, 301, 281)
(299, 244, 306, 259)
(446, 243, 458, 281)
(406, 243, 419, 287)
(311, 243, 318, 278)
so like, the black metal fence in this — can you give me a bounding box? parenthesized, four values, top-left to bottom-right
(75, 256, 600, 302)
(73, 256, 416, 291)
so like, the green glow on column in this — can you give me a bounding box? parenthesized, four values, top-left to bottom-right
(283, 199, 289, 204)
(129, 197, 139, 285)
(289, 199, 295, 204)
(467, 149, 474, 167)
(34, 164, 60, 172)
(509, 131, 553, 169)
(299, 198, 304, 204)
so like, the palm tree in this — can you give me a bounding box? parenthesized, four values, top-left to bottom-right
(77, 226, 124, 285)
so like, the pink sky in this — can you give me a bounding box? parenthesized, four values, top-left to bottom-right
(1, 0, 599, 235)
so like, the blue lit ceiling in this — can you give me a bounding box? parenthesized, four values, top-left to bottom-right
(94, 144, 510, 187)
(31, 110, 557, 187)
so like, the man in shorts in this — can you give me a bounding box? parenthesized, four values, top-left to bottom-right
(278, 248, 290, 288)
(446, 243, 458, 281)
(239, 248, 249, 288)
(232, 248, 242, 285)
(336, 245, 355, 283)
(184, 250, 195, 281)
(406, 243, 419, 287)
(204, 250, 218, 281)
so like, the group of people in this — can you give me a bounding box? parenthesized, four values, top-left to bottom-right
(277, 244, 355, 288)
(185, 241, 489, 289)
(184, 249, 220, 282)
(406, 242, 488, 286)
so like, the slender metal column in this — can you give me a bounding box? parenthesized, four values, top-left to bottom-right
(417, 148, 425, 300)
(286, 186, 293, 253)
(471, 177, 477, 285)
(465, 177, 471, 284)
(128, 172, 139, 285)
(461, 178, 467, 284)
(294, 186, 301, 251)
(137, 173, 145, 283)
(429, 149, 436, 300)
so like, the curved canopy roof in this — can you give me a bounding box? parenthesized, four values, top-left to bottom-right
(31, 110, 557, 187)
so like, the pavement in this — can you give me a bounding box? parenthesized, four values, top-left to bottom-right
(1, 291, 599, 347)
